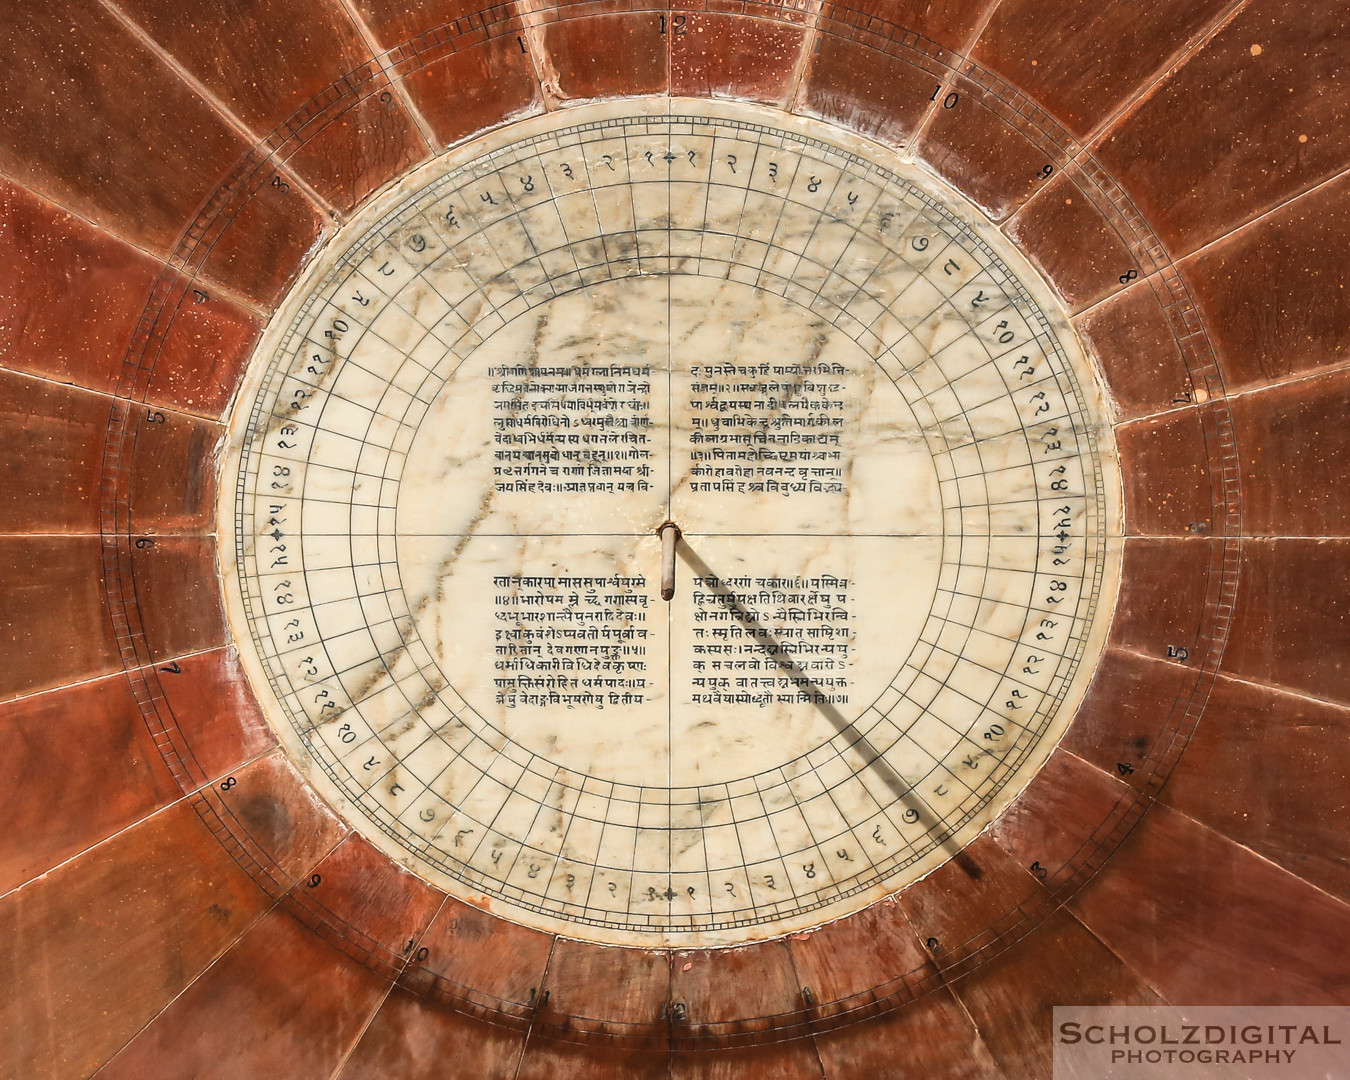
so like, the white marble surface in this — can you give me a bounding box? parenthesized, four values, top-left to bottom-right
(219, 99, 1121, 947)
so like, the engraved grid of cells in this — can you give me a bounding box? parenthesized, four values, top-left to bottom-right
(235, 116, 1108, 935)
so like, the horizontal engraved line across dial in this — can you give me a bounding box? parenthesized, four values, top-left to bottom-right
(221, 100, 1121, 948)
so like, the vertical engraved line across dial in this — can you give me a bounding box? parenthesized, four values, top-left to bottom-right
(223, 101, 1120, 948)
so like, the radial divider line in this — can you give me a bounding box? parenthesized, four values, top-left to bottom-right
(674, 543, 960, 861)
(386, 531, 952, 538)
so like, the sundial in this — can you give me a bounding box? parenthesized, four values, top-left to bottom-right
(220, 98, 1121, 948)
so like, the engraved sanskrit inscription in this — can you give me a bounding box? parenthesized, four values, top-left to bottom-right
(492, 363, 653, 495)
(688, 362, 846, 497)
(690, 574, 852, 707)
(493, 572, 649, 708)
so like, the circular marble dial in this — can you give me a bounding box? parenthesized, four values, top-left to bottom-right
(220, 99, 1121, 947)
